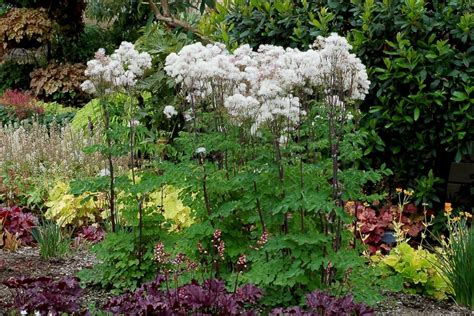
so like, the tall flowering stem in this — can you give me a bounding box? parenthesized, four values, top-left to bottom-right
(164, 33, 369, 286)
(81, 43, 152, 233)
(102, 96, 117, 232)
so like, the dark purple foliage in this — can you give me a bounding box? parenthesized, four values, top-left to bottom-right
(270, 306, 308, 315)
(104, 276, 262, 315)
(270, 290, 374, 316)
(76, 225, 105, 243)
(0, 206, 38, 245)
(2, 276, 82, 315)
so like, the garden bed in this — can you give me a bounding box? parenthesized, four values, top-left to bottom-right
(0, 246, 471, 315)
(1, 1, 472, 314)
(0, 247, 110, 314)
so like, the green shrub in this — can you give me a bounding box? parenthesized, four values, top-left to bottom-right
(0, 61, 35, 93)
(37, 101, 77, 125)
(202, 0, 474, 205)
(77, 230, 156, 293)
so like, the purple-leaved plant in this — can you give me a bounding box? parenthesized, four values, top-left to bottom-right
(76, 225, 105, 244)
(2, 276, 82, 315)
(270, 290, 374, 316)
(0, 206, 38, 245)
(104, 275, 262, 315)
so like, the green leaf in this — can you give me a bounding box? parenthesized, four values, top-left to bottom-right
(414, 107, 420, 121)
(451, 91, 468, 102)
(455, 150, 462, 163)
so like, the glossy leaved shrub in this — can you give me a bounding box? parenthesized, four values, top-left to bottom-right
(202, 0, 474, 205)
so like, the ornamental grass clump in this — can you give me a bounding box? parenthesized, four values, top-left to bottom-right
(434, 204, 473, 309)
(32, 221, 70, 259)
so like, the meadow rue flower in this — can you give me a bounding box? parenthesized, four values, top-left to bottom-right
(278, 134, 289, 146)
(165, 33, 369, 135)
(82, 42, 151, 95)
(237, 254, 247, 271)
(97, 168, 111, 177)
(163, 105, 178, 119)
(209, 229, 226, 260)
(183, 110, 193, 122)
(127, 119, 140, 127)
(195, 147, 206, 155)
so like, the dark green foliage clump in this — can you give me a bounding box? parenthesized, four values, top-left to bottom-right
(203, 0, 474, 205)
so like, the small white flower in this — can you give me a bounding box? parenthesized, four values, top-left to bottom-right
(127, 119, 140, 127)
(195, 147, 206, 155)
(183, 110, 193, 122)
(97, 168, 110, 177)
(38, 163, 46, 173)
(163, 105, 178, 119)
(20, 311, 27, 316)
(278, 135, 289, 146)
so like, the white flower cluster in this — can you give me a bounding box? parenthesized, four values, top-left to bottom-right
(163, 105, 178, 119)
(314, 33, 370, 101)
(81, 42, 152, 95)
(164, 33, 369, 134)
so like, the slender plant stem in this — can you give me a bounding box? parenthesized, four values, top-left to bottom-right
(353, 201, 358, 249)
(273, 135, 288, 235)
(253, 180, 269, 262)
(233, 272, 240, 294)
(253, 180, 266, 232)
(102, 99, 116, 233)
(201, 163, 215, 228)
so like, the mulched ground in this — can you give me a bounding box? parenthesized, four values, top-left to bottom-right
(374, 292, 472, 315)
(0, 246, 111, 314)
(0, 246, 472, 315)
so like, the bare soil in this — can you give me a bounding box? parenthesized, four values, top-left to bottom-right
(0, 246, 110, 314)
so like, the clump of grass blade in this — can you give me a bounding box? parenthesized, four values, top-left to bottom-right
(434, 225, 473, 309)
(32, 221, 70, 259)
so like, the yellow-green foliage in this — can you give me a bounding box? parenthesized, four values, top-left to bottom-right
(373, 242, 450, 300)
(45, 181, 106, 227)
(71, 92, 151, 130)
(70, 98, 101, 130)
(45, 179, 193, 231)
(148, 186, 194, 231)
(37, 101, 76, 115)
